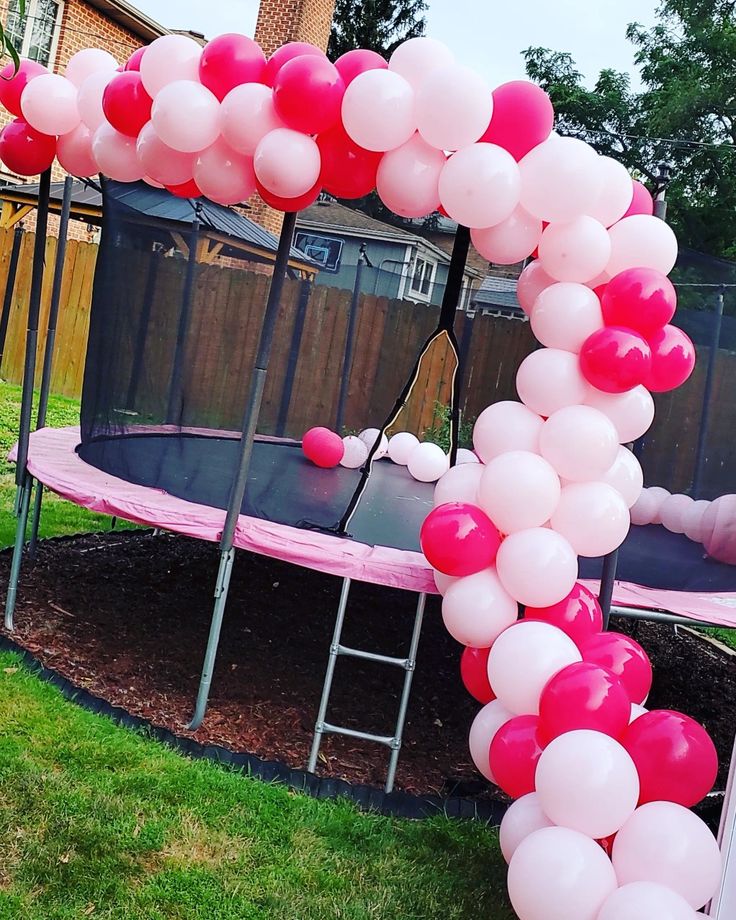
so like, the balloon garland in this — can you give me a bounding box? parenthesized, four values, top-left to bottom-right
(0, 30, 722, 920)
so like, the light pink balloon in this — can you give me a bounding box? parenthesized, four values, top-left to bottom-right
(254, 128, 321, 198)
(340, 436, 369, 469)
(388, 36, 455, 90)
(597, 882, 699, 920)
(487, 618, 581, 715)
(584, 385, 655, 443)
(530, 282, 603, 353)
(473, 401, 543, 462)
(647, 485, 672, 524)
(602, 446, 644, 508)
(517, 261, 556, 314)
(499, 793, 555, 864)
(442, 568, 518, 646)
(415, 64, 492, 151)
(630, 488, 662, 526)
(152, 80, 221, 154)
(358, 429, 389, 457)
(194, 138, 256, 206)
(387, 431, 419, 464)
(538, 216, 611, 283)
(508, 826, 617, 920)
(219, 83, 285, 156)
(433, 569, 457, 596)
(342, 69, 416, 152)
(701, 494, 736, 563)
(516, 349, 590, 418)
(65, 48, 118, 88)
(140, 34, 202, 97)
(433, 462, 484, 505)
(612, 802, 722, 909)
(587, 155, 634, 227)
(629, 703, 649, 723)
(478, 450, 561, 534)
(21, 73, 80, 135)
(376, 132, 445, 218)
(77, 70, 115, 130)
(469, 699, 513, 782)
(136, 121, 195, 186)
(92, 122, 144, 182)
(551, 481, 630, 556)
(439, 143, 521, 229)
(519, 136, 603, 223)
(607, 214, 679, 276)
(456, 448, 480, 464)
(659, 493, 695, 534)
(682, 498, 711, 544)
(407, 442, 449, 482)
(540, 405, 619, 482)
(536, 730, 640, 839)
(57, 124, 98, 178)
(471, 207, 542, 265)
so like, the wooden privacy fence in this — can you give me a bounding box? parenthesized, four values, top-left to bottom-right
(0, 227, 734, 497)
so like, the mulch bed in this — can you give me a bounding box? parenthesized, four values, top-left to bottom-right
(1, 530, 734, 803)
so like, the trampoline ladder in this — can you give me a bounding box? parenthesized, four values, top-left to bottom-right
(307, 577, 426, 794)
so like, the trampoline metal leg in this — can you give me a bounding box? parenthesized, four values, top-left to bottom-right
(5, 476, 32, 632)
(28, 481, 44, 561)
(187, 548, 235, 731)
(386, 592, 426, 794)
(308, 577, 352, 774)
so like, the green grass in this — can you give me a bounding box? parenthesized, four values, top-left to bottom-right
(0, 652, 512, 920)
(702, 627, 736, 652)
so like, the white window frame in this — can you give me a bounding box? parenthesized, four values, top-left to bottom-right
(5, 0, 64, 70)
(407, 254, 437, 303)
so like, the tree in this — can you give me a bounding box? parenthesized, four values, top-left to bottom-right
(329, 0, 428, 63)
(523, 0, 736, 261)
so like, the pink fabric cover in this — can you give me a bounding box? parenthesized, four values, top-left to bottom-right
(11, 426, 736, 626)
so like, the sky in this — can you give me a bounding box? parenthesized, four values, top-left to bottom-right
(131, 0, 660, 88)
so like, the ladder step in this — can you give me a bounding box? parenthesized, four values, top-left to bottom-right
(320, 722, 395, 748)
(337, 644, 409, 668)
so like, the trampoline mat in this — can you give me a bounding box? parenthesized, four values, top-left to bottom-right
(76, 434, 736, 594)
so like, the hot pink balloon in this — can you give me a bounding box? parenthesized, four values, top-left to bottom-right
(601, 267, 677, 336)
(263, 41, 326, 87)
(136, 122, 195, 186)
(376, 132, 445, 218)
(0, 59, 48, 118)
(302, 427, 343, 468)
(102, 72, 153, 138)
(460, 646, 495, 704)
(579, 631, 652, 704)
(480, 80, 554, 160)
(92, 122, 144, 182)
(516, 259, 556, 314)
(317, 123, 381, 199)
(125, 47, 146, 72)
(254, 128, 321, 199)
(273, 54, 345, 136)
(524, 583, 603, 647)
(151, 80, 221, 154)
(420, 502, 501, 577)
(644, 324, 696, 392)
(489, 714, 545, 798)
(199, 33, 266, 101)
(539, 663, 631, 742)
(0, 118, 56, 176)
(57, 123, 98, 178)
(256, 179, 322, 213)
(334, 48, 388, 86)
(622, 179, 654, 218)
(580, 326, 652, 393)
(194, 138, 256, 206)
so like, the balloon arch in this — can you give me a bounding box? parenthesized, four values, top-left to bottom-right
(0, 31, 723, 920)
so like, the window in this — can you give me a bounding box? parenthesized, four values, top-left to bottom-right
(409, 256, 436, 299)
(294, 231, 344, 272)
(5, 0, 63, 68)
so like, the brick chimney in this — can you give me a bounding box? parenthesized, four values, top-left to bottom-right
(250, 0, 337, 235)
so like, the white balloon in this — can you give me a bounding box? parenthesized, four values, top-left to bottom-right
(647, 485, 672, 524)
(468, 699, 513, 782)
(584, 385, 655, 443)
(340, 436, 369, 469)
(442, 568, 519, 646)
(140, 34, 202, 97)
(607, 214, 679, 276)
(630, 488, 661, 526)
(388, 36, 455, 90)
(358, 428, 389, 458)
(77, 70, 116, 130)
(415, 64, 492, 151)
(438, 143, 521, 229)
(499, 793, 555, 863)
(477, 450, 561, 534)
(387, 432, 419, 465)
(587, 156, 634, 227)
(682, 499, 711, 543)
(495, 528, 579, 608)
(519, 136, 604, 223)
(539, 405, 619, 482)
(538, 216, 612, 284)
(602, 446, 644, 508)
(660, 493, 695, 534)
(433, 462, 484, 505)
(219, 83, 285, 156)
(597, 881, 699, 920)
(516, 349, 590, 418)
(473, 401, 543, 462)
(342, 69, 416, 152)
(530, 282, 603, 353)
(406, 442, 449, 482)
(456, 448, 480, 464)
(550, 481, 630, 557)
(471, 207, 542, 265)
(65, 48, 118, 87)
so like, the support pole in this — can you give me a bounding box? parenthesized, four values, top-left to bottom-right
(188, 211, 298, 730)
(0, 222, 24, 367)
(28, 176, 74, 559)
(5, 168, 52, 631)
(335, 247, 366, 434)
(691, 287, 725, 498)
(126, 252, 161, 408)
(599, 548, 619, 630)
(275, 276, 311, 437)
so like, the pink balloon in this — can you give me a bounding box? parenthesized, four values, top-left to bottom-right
(257, 177, 322, 213)
(21, 73, 81, 135)
(198, 33, 266, 101)
(580, 326, 652, 394)
(472, 401, 543, 461)
(136, 122, 195, 186)
(334, 49, 387, 86)
(538, 216, 611, 284)
(516, 260, 556, 314)
(471, 207, 542, 265)
(468, 698, 512, 782)
(194, 138, 256, 206)
(415, 64, 493, 152)
(602, 445, 644, 508)
(588, 156, 634, 227)
(524, 583, 603, 647)
(442, 568, 518, 646)
(630, 487, 663, 526)
(388, 36, 455, 90)
(499, 793, 555, 863)
(302, 427, 343, 468)
(487, 618, 581, 715)
(585, 384, 655, 443)
(263, 41, 326, 87)
(477, 450, 561, 534)
(125, 47, 146, 72)
(317, 122, 382, 199)
(480, 80, 554, 161)
(607, 214, 678, 276)
(78, 71, 115, 131)
(0, 59, 48, 118)
(551, 481, 630, 556)
(597, 882, 699, 920)
(622, 179, 654, 218)
(530, 282, 603, 353)
(376, 133, 445, 218)
(341, 69, 416, 152)
(219, 83, 284, 156)
(647, 485, 673, 525)
(433, 569, 457, 596)
(682, 498, 710, 543)
(701, 494, 736, 563)
(644, 324, 696, 393)
(273, 54, 345, 136)
(254, 128, 321, 199)
(57, 123, 98, 178)
(65, 48, 118, 87)
(140, 34, 202, 97)
(519, 136, 603, 223)
(151, 80, 221, 154)
(659, 493, 694, 534)
(438, 142, 521, 229)
(508, 827, 617, 920)
(516, 348, 590, 418)
(92, 122, 144, 182)
(433, 463, 484, 506)
(612, 802, 722, 909)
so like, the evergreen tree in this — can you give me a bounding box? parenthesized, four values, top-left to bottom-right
(329, 0, 428, 61)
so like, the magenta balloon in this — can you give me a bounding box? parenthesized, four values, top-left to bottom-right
(480, 80, 554, 160)
(622, 179, 654, 218)
(334, 48, 388, 86)
(199, 33, 266, 101)
(273, 54, 345, 135)
(601, 267, 677, 336)
(263, 41, 326, 87)
(0, 58, 48, 118)
(580, 327, 652, 394)
(0, 118, 56, 176)
(643, 324, 696, 393)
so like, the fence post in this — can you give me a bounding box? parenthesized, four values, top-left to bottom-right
(691, 286, 725, 498)
(0, 222, 24, 369)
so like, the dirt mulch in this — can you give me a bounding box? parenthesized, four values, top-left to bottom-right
(1, 530, 734, 801)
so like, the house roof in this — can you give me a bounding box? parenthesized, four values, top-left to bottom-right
(472, 274, 524, 312)
(297, 200, 482, 277)
(85, 0, 168, 42)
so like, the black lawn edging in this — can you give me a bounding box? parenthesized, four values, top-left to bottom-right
(0, 632, 508, 825)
